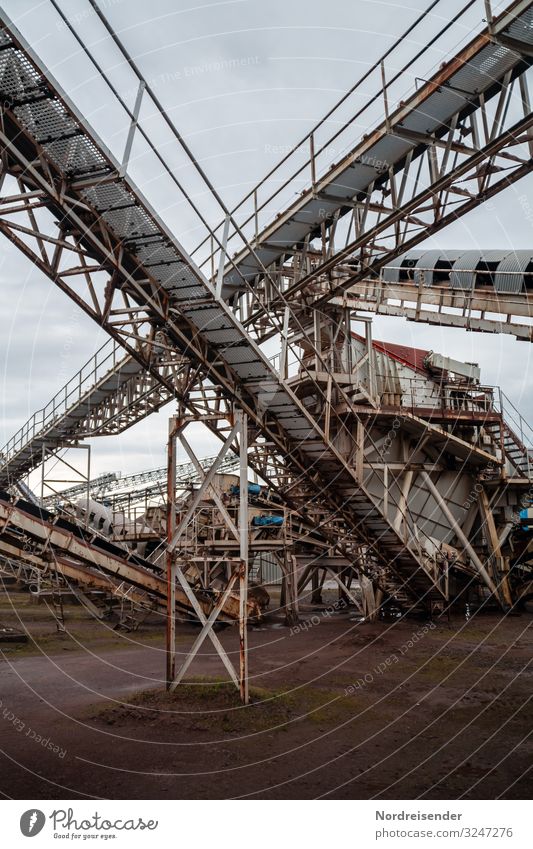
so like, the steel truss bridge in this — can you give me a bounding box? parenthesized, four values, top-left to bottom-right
(0, 0, 533, 698)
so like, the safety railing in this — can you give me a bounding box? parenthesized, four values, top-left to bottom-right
(494, 389, 533, 453)
(0, 338, 124, 466)
(37, 0, 501, 279)
(330, 367, 498, 419)
(493, 388, 533, 479)
(190, 0, 506, 276)
(376, 374, 533, 475)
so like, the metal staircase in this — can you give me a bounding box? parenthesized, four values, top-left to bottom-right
(483, 421, 533, 478)
(501, 425, 532, 478)
(0, 337, 177, 488)
(0, 2, 531, 610)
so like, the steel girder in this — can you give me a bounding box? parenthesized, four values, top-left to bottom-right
(0, 495, 260, 621)
(0, 12, 455, 609)
(42, 454, 240, 508)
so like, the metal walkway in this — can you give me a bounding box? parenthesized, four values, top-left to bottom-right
(0, 338, 176, 488)
(0, 7, 467, 605)
(344, 250, 533, 341)
(0, 4, 528, 607)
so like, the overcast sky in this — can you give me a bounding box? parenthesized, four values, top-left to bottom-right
(1, 0, 532, 483)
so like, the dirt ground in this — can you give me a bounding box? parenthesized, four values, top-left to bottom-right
(0, 587, 532, 800)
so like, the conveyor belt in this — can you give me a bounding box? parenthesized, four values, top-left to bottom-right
(43, 455, 241, 509)
(0, 493, 259, 620)
(0, 337, 173, 487)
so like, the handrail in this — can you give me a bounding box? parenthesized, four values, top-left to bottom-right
(48, 0, 485, 276)
(190, 0, 490, 273)
(494, 389, 533, 451)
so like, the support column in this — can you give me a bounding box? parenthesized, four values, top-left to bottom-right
(421, 471, 501, 604)
(40, 443, 91, 520)
(166, 411, 250, 703)
(478, 488, 513, 608)
(311, 566, 323, 604)
(360, 573, 377, 620)
(279, 552, 299, 626)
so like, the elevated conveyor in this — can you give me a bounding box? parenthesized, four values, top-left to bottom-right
(43, 455, 240, 510)
(0, 493, 260, 621)
(339, 250, 533, 340)
(217, 0, 533, 314)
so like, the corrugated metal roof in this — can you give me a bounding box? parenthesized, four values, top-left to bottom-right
(381, 249, 533, 294)
(382, 251, 421, 282)
(450, 251, 482, 289)
(413, 251, 448, 286)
